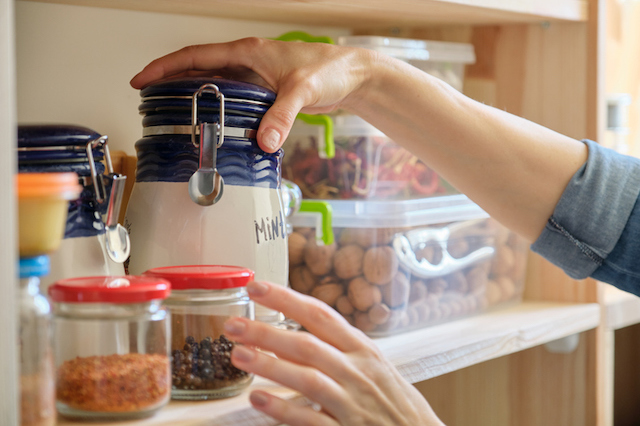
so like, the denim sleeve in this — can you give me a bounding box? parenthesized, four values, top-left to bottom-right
(531, 140, 640, 296)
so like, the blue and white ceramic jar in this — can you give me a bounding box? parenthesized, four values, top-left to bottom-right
(125, 78, 288, 323)
(17, 124, 128, 290)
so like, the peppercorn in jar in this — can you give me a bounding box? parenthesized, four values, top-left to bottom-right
(142, 265, 255, 400)
(48, 275, 171, 421)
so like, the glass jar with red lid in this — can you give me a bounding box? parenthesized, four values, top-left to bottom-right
(142, 265, 255, 400)
(48, 275, 171, 421)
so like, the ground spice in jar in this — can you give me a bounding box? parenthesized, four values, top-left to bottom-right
(171, 335, 251, 391)
(56, 353, 170, 413)
(21, 371, 55, 426)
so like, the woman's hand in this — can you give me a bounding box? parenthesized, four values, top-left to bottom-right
(222, 280, 444, 426)
(130, 38, 376, 153)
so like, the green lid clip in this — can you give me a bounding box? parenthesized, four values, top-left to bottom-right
(298, 200, 334, 246)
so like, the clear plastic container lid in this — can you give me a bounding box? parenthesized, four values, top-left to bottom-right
(290, 195, 488, 229)
(337, 35, 476, 64)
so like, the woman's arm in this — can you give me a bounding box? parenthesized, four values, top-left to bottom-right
(130, 37, 587, 242)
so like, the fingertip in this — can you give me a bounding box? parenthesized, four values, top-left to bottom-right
(246, 281, 270, 298)
(249, 390, 270, 408)
(259, 127, 282, 153)
(129, 75, 143, 89)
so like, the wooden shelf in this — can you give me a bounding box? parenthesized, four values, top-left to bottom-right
(603, 284, 640, 330)
(21, 0, 588, 28)
(57, 301, 600, 426)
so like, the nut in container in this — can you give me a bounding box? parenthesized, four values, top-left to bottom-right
(288, 196, 528, 336)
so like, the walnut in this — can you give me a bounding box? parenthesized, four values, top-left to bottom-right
(466, 264, 489, 291)
(288, 231, 307, 266)
(490, 246, 515, 277)
(296, 227, 316, 239)
(439, 303, 452, 319)
(347, 277, 382, 312)
(338, 228, 358, 246)
(485, 280, 502, 305)
(368, 303, 391, 325)
(448, 238, 470, 258)
(427, 278, 447, 295)
(429, 306, 442, 322)
(376, 309, 403, 332)
(509, 249, 528, 282)
(352, 228, 398, 248)
(425, 292, 441, 309)
(496, 276, 516, 300)
(289, 265, 317, 294)
(381, 272, 410, 308)
(448, 271, 468, 293)
(363, 246, 398, 285)
(333, 244, 365, 279)
(407, 305, 420, 325)
(411, 302, 431, 323)
(311, 283, 344, 307)
(303, 241, 336, 276)
(335, 295, 355, 316)
(465, 295, 479, 313)
(416, 245, 443, 265)
(409, 280, 428, 303)
(354, 311, 377, 332)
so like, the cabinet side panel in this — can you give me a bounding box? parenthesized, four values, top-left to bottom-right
(0, 0, 18, 424)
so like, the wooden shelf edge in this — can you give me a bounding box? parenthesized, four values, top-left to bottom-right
(20, 0, 588, 27)
(374, 301, 600, 384)
(58, 301, 600, 426)
(603, 284, 640, 330)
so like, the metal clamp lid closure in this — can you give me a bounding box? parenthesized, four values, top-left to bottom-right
(188, 84, 225, 206)
(392, 219, 495, 278)
(85, 135, 130, 263)
(85, 135, 111, 204)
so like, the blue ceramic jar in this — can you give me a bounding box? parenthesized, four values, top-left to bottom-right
(125, 78, 289, 323)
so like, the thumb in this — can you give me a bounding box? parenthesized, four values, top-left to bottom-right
(258, 92, 305, 153)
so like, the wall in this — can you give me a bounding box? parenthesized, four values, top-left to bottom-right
(15, 1, 349, 154)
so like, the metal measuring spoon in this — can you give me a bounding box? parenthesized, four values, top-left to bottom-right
(105, 174, 131, 263)
(188, 122, 225, 206)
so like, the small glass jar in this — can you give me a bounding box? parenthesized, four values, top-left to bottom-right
(19, 255, 55, 426)
(143, 265, 255, 400)
(48, 276, 171, 421)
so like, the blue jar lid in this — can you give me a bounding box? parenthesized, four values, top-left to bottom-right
(19, 255, 50, 278)
(18, 124, 106, 165)
(141, 112, 263, 130)
(139, 77, 277, 104)
(138, 97, 270, 117)
(18, 124, 103, 148)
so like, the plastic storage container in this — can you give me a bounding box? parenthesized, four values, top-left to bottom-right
(143, 265, 255, 400)
(283, 115, 456, 200)
(288, 196, 527, 336)
(19, 256, 55, 426)
(17, 172, 82, 257)
(336, 35, 476, 92)
(49, 276, 171, 421)
(18, 124, 129, 289)
(282, 35, 475, 201)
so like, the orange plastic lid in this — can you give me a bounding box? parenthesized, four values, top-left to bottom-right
(17, 172, 82, 200)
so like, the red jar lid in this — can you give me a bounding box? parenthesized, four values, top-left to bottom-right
(49, 276, 171, 303)
(142, 265, 254, 290)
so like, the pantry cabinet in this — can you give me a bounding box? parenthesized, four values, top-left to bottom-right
(2, 0, 637, 424)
